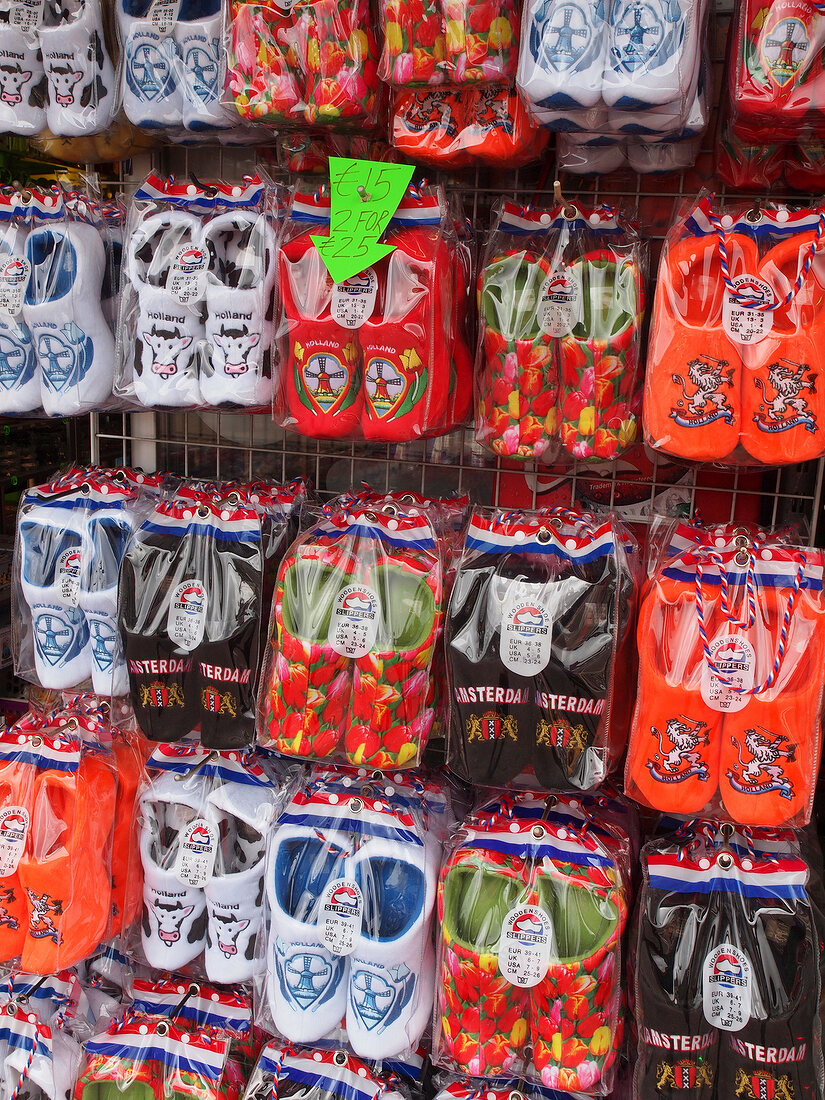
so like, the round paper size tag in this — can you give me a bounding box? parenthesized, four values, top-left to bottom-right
(499, 596, 553, 676)
(319, 879, 363, 956)
(167, 580, 207, 652)
(723, 275, 774, 345)
(0, 256, 30, 317)
(328, 583, 380, 658)
(0, 806, 29, 878)
(703, 943, 752, 1031)
(331, 269, 377, 329)
(499, 905, 553, 988)
(701, 635, 755, 713)
(168, 244, 208, 306)
(537, 269, 581, 337)
(56, 546, 82, 607)
(174, 818, 218, 887)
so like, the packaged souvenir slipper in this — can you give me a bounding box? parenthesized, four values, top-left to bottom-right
(260, 499, 444, 769)
(243, 1042, 408, 1100)
(378, 0, 519, 87)
(134, 740, 282, 983)
(475, 199, 646, 464)
(13, 465, 158, 695)
(0, 701, 118, 974)
(119, 483, 266, 747)
(225, 0, 381, 130)
(625, 518, 825, 828)
(435, 788, 629, 1093)
(391, 84, 550, 168)
(114, 172, 279, 411)
(631, 821, 825, 1100)
(645, 194, 825, 465)
(275, 183, 471, 443)
(446, 505, 637, 790)
(259, 764, 446, 1059)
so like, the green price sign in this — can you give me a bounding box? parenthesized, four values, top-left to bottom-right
(311, 157, 415, 285)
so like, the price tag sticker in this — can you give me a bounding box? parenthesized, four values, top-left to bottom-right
(701, 635, 754, 713)
(331, 269, 378, 329)
(723, 275, 773, 345)
(8, 0, 43, 33)
(537, 268, 581, 337)
(703, 943, 752, 1031)
(148, 0, 181, 34)
(56, 546, 82, 607)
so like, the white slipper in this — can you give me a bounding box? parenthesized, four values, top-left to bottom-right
(204, 779, 276, 984)
(529, 103, 609, 131)
(346, 834, 438, 1059)
(117, 0, 181, 128)
(139, 771, 210, 969)
(39, 0, 116, 135)
(78, 507, 134, 696)
(0, 227, 39, 413)
(23, 221, 114, 415)
(18, 503, 91, 689)
(266, 822, 352, 1043)
(126, 210, 203, 408)
(200, 210, 276, 408)
(518, 0, 609, 109)
(603, 0, 703, 109)
(0, 24, 47, 135)
(175, 0, 232, 131)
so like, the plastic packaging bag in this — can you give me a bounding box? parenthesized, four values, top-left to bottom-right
(391, 83, 550, 167)
(0, 701, 117, 974)
(434, 788, 629, 1092)
(632, 821, 824, 1100)
(446, 505, 637, 790)
(225, 0, 382, 130)
(259, 764, 445, 1059)
(119, 485, 266, 747)
(625, 519, 825, 828)
(259, 500, 443, 769)
(475, 199, 646, 464)
(275, 183, 472, 443)
(644, 194, 825, 465)
(135, 740, 282, 983)
(114, 172, 278, 411)
(13, 465, 157, 694)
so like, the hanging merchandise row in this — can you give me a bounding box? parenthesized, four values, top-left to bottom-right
(8, 175, 825, 471)
(12, 465, 825, 832)
(0, 0, 718, 175)
(0, 695, 822, 1100)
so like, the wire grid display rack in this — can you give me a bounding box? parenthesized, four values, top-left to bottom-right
(87, 2, 825, 545)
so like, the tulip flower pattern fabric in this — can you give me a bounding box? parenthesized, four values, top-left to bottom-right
(227, 0, 380, 127)
(437, 798, 626, 1092)
(475, 202, 646, 464)
(261, 506, 443, 770)
(379, 0, 519, 86)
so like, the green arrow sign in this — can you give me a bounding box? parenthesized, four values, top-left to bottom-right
(311, 157, 415, 284)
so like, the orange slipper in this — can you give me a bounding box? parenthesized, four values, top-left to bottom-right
(625, 574, 722, 814)
(109, 732, 148, 936)
(741, 228, 825, 464)
(19, 750, 116, 973)
(720, 577, 825, 826)
(645, 232, 758, 461)
(0, 758, 37, 962)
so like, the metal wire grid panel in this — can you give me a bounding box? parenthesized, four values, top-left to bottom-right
(86, 4, 825, 545)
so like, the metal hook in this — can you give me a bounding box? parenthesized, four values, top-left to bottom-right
(174, 750, 218, 782)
